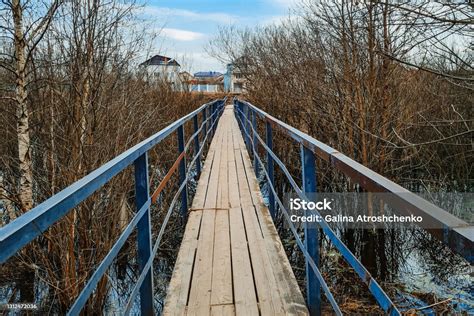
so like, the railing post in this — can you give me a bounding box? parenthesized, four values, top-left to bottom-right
(193, 115, 201, 176)
(241, 103, 246, 140)
(301, 145, 320, 316)
(245, 104, 252, 153)
(211, 102, 216, 135)
(241, 103, 246, 135)
(203, 106, 207, 141)
(209, 104, 213, 138)
(252, 110, 259, 178)
(236, 101, 241, 129)
(239, 103, 243, 129)
(265, 121, 275, 219)
(209, 104, 212, 136)
(177, 126, 188, 220)
(134, 153, 154, 315)
(214, 101, 221, 132)
(239, 102, 244, 131)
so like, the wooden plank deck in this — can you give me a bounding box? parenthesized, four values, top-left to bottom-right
(163, 105, 308, 316)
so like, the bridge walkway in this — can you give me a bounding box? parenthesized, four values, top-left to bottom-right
(163, 105, 308, 316)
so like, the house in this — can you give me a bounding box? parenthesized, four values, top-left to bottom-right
(140, 54, 181, 88)
(224, 63, 245, 93)
(190, 71, 224, 93)
(140, 55, 226, 93)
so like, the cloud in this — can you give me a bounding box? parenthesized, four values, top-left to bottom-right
(142, 7, 237, 24)
(161, 28, 205, 41)
(172, 51, 225, 73)
(268, 0, 300, 8)
(261, 15, 287, 26)
(261, 14, 303, 26)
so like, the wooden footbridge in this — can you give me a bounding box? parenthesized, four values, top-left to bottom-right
(1, 98, 472, 315)
(163, 106, 307, 315)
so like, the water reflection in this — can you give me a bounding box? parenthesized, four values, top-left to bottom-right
(262, 177, 473, 313)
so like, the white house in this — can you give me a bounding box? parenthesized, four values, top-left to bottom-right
(140, 54, 181, 88)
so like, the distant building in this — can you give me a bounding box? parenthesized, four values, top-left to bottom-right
(140, 55, 226, 93)
(140, 54, 181, 88)
(190, 71, 224, 93)
(224, 63, 245, 93)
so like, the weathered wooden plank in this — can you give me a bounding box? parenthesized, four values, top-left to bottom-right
(228, 117, 236, 163)
(228, 127, 241, 209)
(233, 115, 247, 150)
(192, 151, 215, 210)
(208, 110, 226, 152)
(229, 207, 259, 316)
(217, 120, 229, 209)
(187, 209, 216, 316)
(234, 150, 253, 207)
(210, 304, 235, 316)
(234, 138, 287, 314)
(256, 202, 308, 315)
(211, 209, 233, 306)
(163, 211, 203, 316)
(236, 115, 308, 315)
(241, 204, 286, 315)
(239, 147, 264, 208)
(232, 117, 242, 150)
(204, 128, 224, 209)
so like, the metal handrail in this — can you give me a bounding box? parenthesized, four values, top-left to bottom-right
(236, 99, 473, 263)
(236, 112, 343, 315)
(0, 97, 226, 315)
(234, 99, 473, 315)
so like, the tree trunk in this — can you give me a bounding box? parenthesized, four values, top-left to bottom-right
(0, 175, 16, 223)
(13, 0, 33, 213)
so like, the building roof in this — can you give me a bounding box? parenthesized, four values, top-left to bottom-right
(190, 75, 224, 85)
(194, 71, 222, 78)
(141, 55, 180, 67)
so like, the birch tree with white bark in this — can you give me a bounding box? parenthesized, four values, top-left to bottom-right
(0, 0, 61, 218)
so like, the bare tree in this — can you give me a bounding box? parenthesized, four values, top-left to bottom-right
(0, 0, 61, 216)
(208, 0, 472, 189)
(381, 0, 473, 86)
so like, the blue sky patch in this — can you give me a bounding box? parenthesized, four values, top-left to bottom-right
(140, 0, 296, 72)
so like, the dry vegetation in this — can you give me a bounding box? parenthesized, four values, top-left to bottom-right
(208, 0, 473, 313)
(209, 0, 473, 191)
(0, 0, 220, 312)
(0, 0, 472, 313)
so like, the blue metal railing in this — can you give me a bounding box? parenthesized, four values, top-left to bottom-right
(234, 98, 473, 315)
(0, 97, 226, 315)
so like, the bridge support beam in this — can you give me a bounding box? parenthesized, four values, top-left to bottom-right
(134, 153, 154, 316)
(178, 126, 188, 220)
(301, 145, 321, 316)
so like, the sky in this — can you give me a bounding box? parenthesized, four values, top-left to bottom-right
(140, 0, 298, 73)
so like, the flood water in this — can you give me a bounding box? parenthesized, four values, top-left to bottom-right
(259, 172, 474, 314)
(1, 170, 472, 314)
